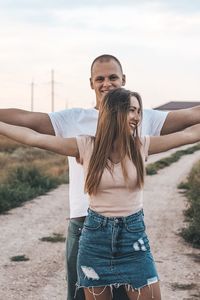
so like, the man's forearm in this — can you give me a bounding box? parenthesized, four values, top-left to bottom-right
(0, 109, 29, 126)
(161, 105, 200, 135)
(0, 108, 55, 135)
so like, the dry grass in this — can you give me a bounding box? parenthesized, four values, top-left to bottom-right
(0, 136, 68, 184)
(0, 136, 69, 213)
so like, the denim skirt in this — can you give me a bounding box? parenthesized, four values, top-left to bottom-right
(76, 209, 159, 292)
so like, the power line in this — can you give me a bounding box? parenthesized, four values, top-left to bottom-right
(51, 69, 54, 112)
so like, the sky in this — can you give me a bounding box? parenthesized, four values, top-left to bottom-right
(0, 0, 200, 112)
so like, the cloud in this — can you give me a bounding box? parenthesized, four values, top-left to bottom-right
(0, 0, 199, 110)
(1, 0, 200, 26)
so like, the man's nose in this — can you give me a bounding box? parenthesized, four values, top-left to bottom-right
(103, 78, 112, 87)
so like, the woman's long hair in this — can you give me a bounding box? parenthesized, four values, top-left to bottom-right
(85, 88, 144, 195)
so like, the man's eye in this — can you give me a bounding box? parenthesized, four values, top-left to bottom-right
(96, 78, 103, 82)
(110, 75, 118, 80)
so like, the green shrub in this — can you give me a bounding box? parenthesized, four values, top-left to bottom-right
(180, 160, 200, 248)
(10, 255, 29, 262)
(0, 165, 62, 214)
(177, 181, 190, 190)
(40, 233, 66, 243)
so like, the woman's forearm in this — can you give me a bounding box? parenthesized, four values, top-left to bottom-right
(0, 121, 79, 157)
(149, 123, 200, 155)
(0, 121, 39, 146)
(183, 123, 200, 143)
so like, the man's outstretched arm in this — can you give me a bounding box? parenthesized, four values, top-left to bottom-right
(0, 109, 55, 135)
(161, 105, 200, 135)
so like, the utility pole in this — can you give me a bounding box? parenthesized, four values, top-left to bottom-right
(31, 80, 34, 112)
(51, 69, 54, 112)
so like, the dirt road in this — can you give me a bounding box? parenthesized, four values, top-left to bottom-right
(0, 149, 200, 300)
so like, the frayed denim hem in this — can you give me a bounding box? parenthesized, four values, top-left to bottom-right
(75, 277, 159, 299)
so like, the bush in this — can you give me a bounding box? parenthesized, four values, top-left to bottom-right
(177, 181, 190, 190)
(0, 165, 62, 214)
(40, 233, 66, 243)
(180, 160, 200, 248)
(10, 255, 30, 262)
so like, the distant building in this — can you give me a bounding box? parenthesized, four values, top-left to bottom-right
(154, 101, 200, 111)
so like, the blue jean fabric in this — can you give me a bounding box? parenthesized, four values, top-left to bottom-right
(66, 219, 129, 300)
(66, 220, 85, 300)
(76, 209, 159, 292)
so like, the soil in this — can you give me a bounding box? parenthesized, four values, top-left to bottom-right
(0, 147, 200, 300)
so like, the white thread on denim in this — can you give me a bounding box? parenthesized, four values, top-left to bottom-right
(81, 266, 100, 280)
(133, 241, 140, 251)
(133, 238, 147, 251)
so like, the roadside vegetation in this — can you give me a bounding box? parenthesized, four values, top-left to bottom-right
(146, 144, 200, 175)
(178, 160, 200, 248)
(0, 136, 68, 214)
(10, 255, 30, 262)
(146, 143, 200, 248)
(40, 233, 66, 243)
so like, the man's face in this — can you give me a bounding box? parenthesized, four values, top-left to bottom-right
(90, 60, 126, 109)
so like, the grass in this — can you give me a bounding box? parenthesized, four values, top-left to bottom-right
(171, 282, 197, 291)
(178, 160, 200, 248)
(185, 253, 200, 263)
(146, 143, 200, 248)
(146, 143, 200, 175)
(0, 136, 68, 214)
(0, 165, 65, 213)
(10, 255, 30, 262)
(40, 233, 66, 243)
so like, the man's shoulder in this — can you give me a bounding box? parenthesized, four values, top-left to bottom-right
(143, 108, 167, 119)
(143, 108, 154, 121)
(142, 108, 168, 136)
(143, 108, 153, 115)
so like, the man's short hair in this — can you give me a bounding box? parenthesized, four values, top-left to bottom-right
(91, 54, 123, 75)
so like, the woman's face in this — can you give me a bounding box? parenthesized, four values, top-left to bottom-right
(127, 96, 141, 135)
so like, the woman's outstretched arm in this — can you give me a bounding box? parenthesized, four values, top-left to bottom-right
(149, 124, 200, 155)
(0, 121, 79, 157)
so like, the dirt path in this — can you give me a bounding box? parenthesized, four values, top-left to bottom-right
(0, 149, 200, 300)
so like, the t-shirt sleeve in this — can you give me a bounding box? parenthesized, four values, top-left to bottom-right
(142, 109, 168, 136)
(49, 109, 72, 137)
(48, 109, 75, 138)
(141, 136, 150, 161)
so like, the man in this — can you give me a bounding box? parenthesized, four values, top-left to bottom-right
(1, 54, 200, 300)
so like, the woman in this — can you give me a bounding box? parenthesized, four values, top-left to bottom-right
(0, 88, 200, 300)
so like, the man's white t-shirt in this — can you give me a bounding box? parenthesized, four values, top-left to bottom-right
(49, 108, 168, 218)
